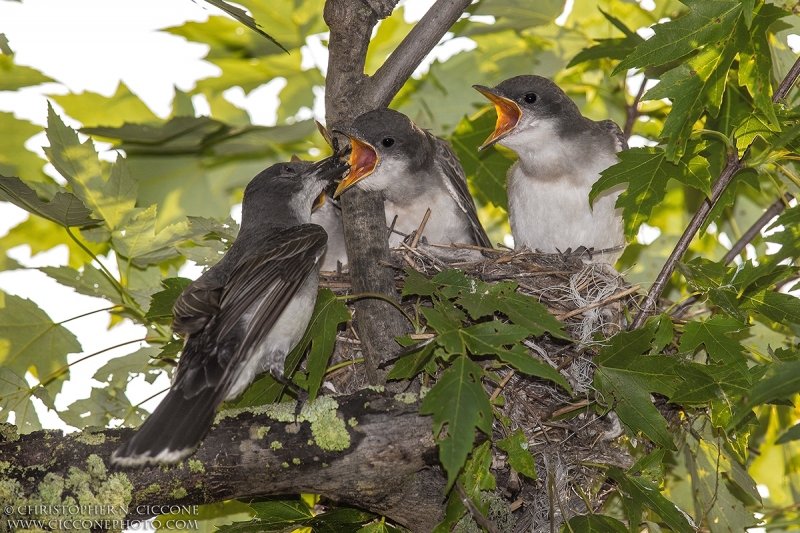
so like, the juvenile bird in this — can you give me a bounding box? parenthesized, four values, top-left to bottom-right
(311, 188, 347, 271)
(112, 156, 347, 466)
(333, 108, 491, 249)
(474, 75, 626, 263)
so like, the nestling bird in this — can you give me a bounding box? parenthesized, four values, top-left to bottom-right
(111, 156, 347, 466)
(474, 75, 626, 263)
(333, 108, 492, 249)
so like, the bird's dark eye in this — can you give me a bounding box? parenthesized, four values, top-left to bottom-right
(283, 166, 296, 174)
(381, 137, 395, 148)
(523, 93, 537, 104)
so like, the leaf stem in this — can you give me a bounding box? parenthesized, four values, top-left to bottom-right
(37, 338, 147, 389)
(57, 305, 123, 325)
(325, 358, 365, 374)
(337, 291, 417, 327)
(120, 386, 169, 425)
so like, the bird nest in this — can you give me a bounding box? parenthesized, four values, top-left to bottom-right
(317, 244, 640, 533)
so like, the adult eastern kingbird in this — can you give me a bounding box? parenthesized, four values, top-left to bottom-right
(333, 108, 492, 249)
(311, 189, 347, 271)
(111, 156, 347, 466)
(474, 75, 626, 263)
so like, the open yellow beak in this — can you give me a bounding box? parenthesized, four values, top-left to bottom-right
(333, 136, 379, 198)
(312, 191, 325, 211)
(473, 85, 522, 151)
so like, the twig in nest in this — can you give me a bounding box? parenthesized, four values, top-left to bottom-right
(555, 284, 640, 320)
(455, 482, 500, 533)
(490, 370, 515, 401)
(387, 214, 398, 239)
(409, 208, 432, 248)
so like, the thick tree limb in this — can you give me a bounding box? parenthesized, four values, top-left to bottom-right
(325, 0, 474, 380)
(0, 391, 445, 532)
(630, 56, 800, 329)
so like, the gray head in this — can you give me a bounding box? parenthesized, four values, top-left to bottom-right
(473, 75, 583, 151)
(241, 156, 347, 231)
(333, 108, 433, 197)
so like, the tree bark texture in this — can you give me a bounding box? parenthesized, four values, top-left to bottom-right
(324, 0, 473, 384)
(0, 391, 445, 531)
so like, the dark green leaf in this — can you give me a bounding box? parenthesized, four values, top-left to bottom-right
(776, 423, 800, 444)
(145, 277, 193, 320)
(591, 146, 711, 238)
(286, 289, 350, 402)
(494, 344, 571, 392)
(607, 467, 695, 533)
(564, 514, 628, 533)
(738, 4, 790, 126)
(728, 360, 800, 429)
(200, 0, 288, 53)
(39, 263, 123, 304)
(740, 289, 800, 325)
(420, 356, 493, 491)
(680, 316, 751, 381)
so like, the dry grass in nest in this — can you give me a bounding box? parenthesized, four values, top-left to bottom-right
(316, 243, 640, 532)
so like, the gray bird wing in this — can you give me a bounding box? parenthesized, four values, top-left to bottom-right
(433, 137, 493, 248)
(598, 119, 629, 152)
(173, 223, 327, 394)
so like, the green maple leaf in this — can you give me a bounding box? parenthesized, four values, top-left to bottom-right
(607, 468, 695, 532)
(144, 277, 193, 320)
(613, 0, 743, 74)
(591, 146, 711, 239)
(52, 81, 159, 128)
(644, 20, 745, 159)
(40, 263, 123, 305)
(680, 316, 751, 381)
(564, 515, 628, 533)
(0, 367, 41, 432)
(286, 289, 351, 402)
(420, 355, 493, 491)
(43, 105, 138, 236)
(0, 54, 53, 90)
(729, 360, 800, 429)
(738, 4, 790, 127)
(0, 175, 102, 228)
(111, 205, 193, 267)
(740, 289, 800, 325)
(0, 293, 81, 398)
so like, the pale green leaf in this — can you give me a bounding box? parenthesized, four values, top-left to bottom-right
(52, 82, 159, 128)
(0, 54, 53, 90)
(0, 293, 81, 395)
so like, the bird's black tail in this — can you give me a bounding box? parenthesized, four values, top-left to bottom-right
(111, 385, 220, 467)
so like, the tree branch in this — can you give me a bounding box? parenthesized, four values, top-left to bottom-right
(368, 0, 473, 108)
(671, 192, 794, 318)
(325, 0, 474, 381)
(630, 56, 800, 329)
(0, 391, 445, 532)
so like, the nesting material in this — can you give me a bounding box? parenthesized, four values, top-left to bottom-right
(316, 243, 638, 532)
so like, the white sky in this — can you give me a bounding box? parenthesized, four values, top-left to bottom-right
(0, 0, 468, 432)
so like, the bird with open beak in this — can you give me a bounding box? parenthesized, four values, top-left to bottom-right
(333, 108, 491, 249)
(474, 75, 626, 263)
(111, 155, 348, 466)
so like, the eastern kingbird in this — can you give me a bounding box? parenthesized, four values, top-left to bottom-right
(333, 108, 492, 248)
(111, 156, 347, 466)
(474, 75, 626, 263)
(311, 188, 347, 271)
